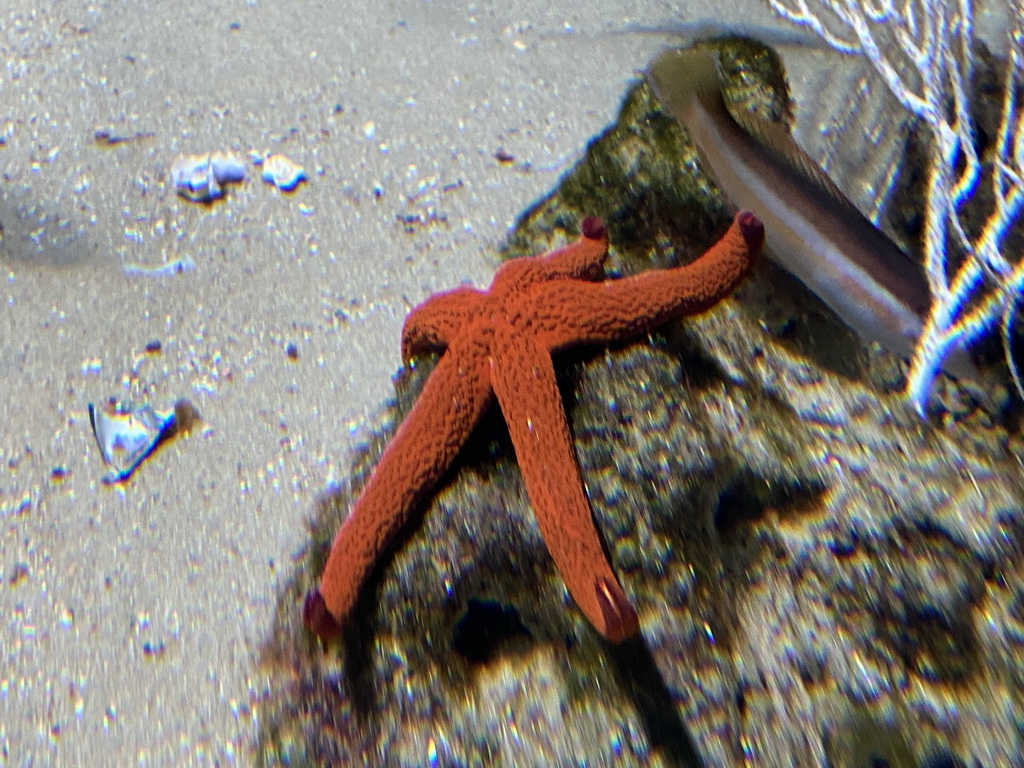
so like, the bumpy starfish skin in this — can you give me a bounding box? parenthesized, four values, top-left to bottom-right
(304, 212, 764, 643)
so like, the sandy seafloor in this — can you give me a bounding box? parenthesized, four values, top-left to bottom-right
(0, 0, 824, 764)
(17, 1, 1015, 766)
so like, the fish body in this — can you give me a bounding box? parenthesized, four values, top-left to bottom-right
(647, 46, 976, 382)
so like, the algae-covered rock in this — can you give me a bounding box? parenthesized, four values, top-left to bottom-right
(257, 38, 1024, 767)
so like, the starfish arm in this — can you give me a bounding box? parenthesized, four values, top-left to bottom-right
(304, 330, 495, 640)
(401, 286, 488, 361)
(489, 322, 640, 643)
(490, 217, 610, 298)
(535, 211, 764, 351)
(534, 217, 609, 281)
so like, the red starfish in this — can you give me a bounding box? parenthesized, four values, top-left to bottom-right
(304, 211, 764, 643)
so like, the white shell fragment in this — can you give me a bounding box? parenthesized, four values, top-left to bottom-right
(170, 151, 246, 202)
(88, 399, 177, 484)
(261, 154, 306, 191)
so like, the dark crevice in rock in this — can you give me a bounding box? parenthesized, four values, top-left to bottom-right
(713, 472, 826, 535)
(452, 599, 532, 665)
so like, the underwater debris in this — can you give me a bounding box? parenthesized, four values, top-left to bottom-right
(122, 256, 196, 278)
(210, 151, 246, 183)
(87, 398, 195, 484)
(93, 128, 125, 145)
(170, 151, 246, 202)
(93, 127, 156, 146)
(260, 154, 306, 191)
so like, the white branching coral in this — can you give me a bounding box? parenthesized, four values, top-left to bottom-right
(766, 0, 1024, 412)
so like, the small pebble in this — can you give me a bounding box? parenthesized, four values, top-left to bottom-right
(9, 563, 29, 585)
(142, 641, 166, 658)
(210, 151, 246, 184)
(285, 342, 299, 360)
(172, 399, 201, 433)
(171, 152, 246, 202)
(261, 154, 306, 191)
